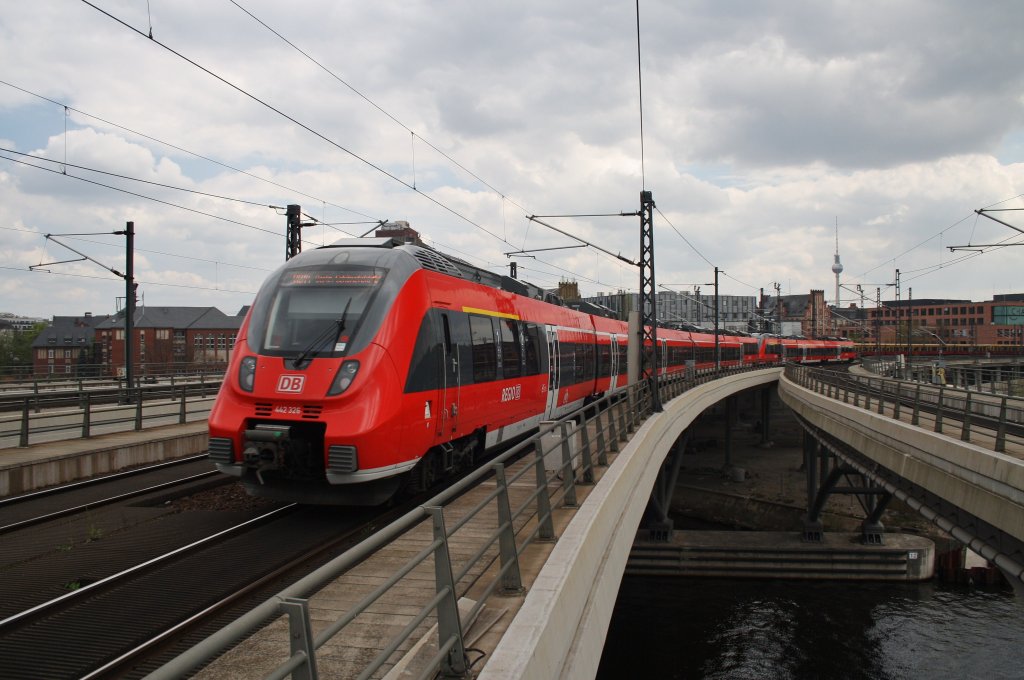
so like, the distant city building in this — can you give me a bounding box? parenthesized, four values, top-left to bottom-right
(581, 290, 757, 331)
(0, 312, 48, 333)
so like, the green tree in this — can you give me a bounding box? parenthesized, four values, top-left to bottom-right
(0, 322, 46, 378)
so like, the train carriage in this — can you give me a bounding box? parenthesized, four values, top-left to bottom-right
(209, 236, 850, 505)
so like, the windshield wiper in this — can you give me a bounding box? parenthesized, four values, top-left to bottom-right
(291, 298, 352, 369)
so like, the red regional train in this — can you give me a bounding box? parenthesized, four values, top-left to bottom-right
(208, 237, 851, 504)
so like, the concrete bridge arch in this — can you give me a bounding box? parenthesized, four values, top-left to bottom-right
(480, 368, 781, 680)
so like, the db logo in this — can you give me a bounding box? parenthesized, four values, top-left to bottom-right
(276, 375, 306, 393)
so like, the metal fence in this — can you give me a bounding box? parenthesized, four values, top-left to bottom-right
(147, 366, 755, 680)
(786, 364, 1024, 453)
(0, 380, 221, 448)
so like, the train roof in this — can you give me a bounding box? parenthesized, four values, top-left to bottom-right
(319, 237, 621, 318)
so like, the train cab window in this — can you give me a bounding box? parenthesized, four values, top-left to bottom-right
(404, 311, 442, 393)
(470, 315, 498, 383)
(499, 319, 522, 379)
(253, 265, 386, 358)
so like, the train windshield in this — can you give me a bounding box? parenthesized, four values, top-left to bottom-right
(254, 266, 387, 358)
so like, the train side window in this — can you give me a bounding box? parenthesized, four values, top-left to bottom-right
(470, 315, 497, 383)
(560, 340, 576, 386)
(522, 323, 543, 376)
(500, 319, 522, 379)
(597, 341, 611, 377)
(582, 337, 595, 382)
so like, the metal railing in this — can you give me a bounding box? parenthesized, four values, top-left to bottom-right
(786, 365, 1024, 453)
(0, 381, 221, 448)
(148, 365, 761, 680)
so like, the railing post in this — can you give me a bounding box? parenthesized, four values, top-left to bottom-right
(492, 463, 523, 594)
(626, 386, 637, 432)
(82, 394, 91, 438)
(892, 382, 901, 419)
(995, 396, 1008, 453)
(280, 597, 319, 680)
(19, 398, 29, 447)
(33, 380, 40, 414)
(135, 389, 144, 430)
(532, 435, 556, 540)
(427, 506, 469, 678)
(911, 384, 921, 426)
(616, 396, 629, 441)
(864, 379, 872, 411)
(934, 387, 945, 433)
(594, 405, 609, 464)
(960, 392, 973, 442)
(607, 400, 621, 452)
(853, 379, 861, 408)
(179, 386, 187, 424)
(578, 418, 595, 483)
(558, 421, 577, 507)
(877, 380, 886, 415)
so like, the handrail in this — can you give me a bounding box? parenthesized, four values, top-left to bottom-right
(0, 382, 220, 448)
(785, 364, 1024, 453)
(148, 364, 768, 679)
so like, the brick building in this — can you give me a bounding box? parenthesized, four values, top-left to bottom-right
(93, 306, 246, 377)
(30, 312, 110, 376)
(761, 290, 833, 337)
(864, 293, 1024, 347)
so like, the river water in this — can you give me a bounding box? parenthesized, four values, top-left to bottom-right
(597, 576, 1023, 679)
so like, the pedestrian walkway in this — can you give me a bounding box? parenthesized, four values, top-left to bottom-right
(0, 421, 207, 496)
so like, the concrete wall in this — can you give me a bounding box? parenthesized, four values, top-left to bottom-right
(0, 426, 208, 495)
(779, 377, 1024, 544)
(479, 368, 781, 680)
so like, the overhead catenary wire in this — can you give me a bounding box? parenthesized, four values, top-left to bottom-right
(0, 151, 286, 240)
(858, 193, 1024, 280)
(1, 226, 273, 273)
(0, 264, 257, 296)
(0, 79, 379, 223)
(79, 0, 516, 250)
(0, 147, 283, 211)
(78, 3, 643, 292)
(224, 0, 528, 216)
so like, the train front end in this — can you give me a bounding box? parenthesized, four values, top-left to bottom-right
(207, 239, 424, 505)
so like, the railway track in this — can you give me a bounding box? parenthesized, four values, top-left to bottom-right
(0, 469, 411, 680)
(0, 455, 222, 533)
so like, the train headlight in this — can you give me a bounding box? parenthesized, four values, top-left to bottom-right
(238, 356, 257, 392)
(327, 360, 360, 396)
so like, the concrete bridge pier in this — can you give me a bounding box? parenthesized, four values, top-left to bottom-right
(800, 427, 893, 545)
(642, 432, 690, 541)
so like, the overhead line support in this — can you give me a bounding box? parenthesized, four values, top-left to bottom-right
(638, 190, 661, 412)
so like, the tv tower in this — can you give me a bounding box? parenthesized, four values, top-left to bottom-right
(831, 218, 843, 308)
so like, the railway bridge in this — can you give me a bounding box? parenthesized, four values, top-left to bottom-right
(4, 364, 1022, 679)
(147, 362, 1024, 680)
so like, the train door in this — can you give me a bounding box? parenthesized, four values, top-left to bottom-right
(545, 326, 560, 418)
(439, 313, 460, 435)
(660, 339, 668, 374)
(609, 334, 619, 390)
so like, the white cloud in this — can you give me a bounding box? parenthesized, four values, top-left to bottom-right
(0, 0, 1021, 320)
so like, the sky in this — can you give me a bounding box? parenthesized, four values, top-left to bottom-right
(1, 0, 1022, 321)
